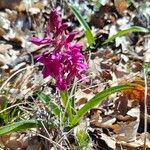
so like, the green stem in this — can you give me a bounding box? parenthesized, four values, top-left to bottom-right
(60, 90, 73, 121)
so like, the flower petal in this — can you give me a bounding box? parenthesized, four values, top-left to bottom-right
(30, 37, 53, 45)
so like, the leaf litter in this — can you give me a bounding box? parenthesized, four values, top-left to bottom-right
(0, 0, 150, 149)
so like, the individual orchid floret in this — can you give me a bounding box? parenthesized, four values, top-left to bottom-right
(46, 9, 68, 38)
(46, 9, 62, 33)
(63, 44, 87, 82)
(30, 37, 55, 46)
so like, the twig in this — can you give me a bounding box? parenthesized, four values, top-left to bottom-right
(37, 133, 66, 150)
(0, 66, 34, 92)
(40, 121, 67, 150)
(0, 103, 24, 114)
(143, 65, 148, 149)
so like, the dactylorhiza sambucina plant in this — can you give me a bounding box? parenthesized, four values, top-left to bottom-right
(30, 9, 87, 127)
(30, 9, 134, 130)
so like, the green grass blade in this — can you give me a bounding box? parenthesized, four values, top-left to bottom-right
(71, 84, 134, 126)
(68, 5, 95, 45)
(37, 92, 62, 118)
(0, 120, 40, 135)
(103, 26, 149, 45)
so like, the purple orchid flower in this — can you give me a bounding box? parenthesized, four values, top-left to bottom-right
(30, 9, 87, 90)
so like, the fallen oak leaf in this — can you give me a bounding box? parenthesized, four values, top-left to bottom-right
(114, 0, 127, 15)
(121, 82, 150, 113)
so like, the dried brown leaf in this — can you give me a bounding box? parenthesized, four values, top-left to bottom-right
(114, 0, 127, 15)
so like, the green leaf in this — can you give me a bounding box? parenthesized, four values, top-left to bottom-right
(37, 92, 62, 118)
(0, 120, 40, 135)
(103, 26, 149, 45)
(71, 84, 134, 126)
(68, 5, 95, 45)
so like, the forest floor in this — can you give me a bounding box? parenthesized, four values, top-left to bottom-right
(0, 0, 150, 150)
